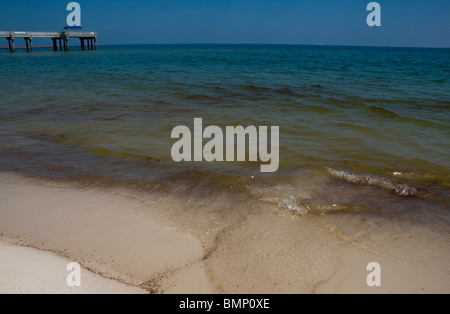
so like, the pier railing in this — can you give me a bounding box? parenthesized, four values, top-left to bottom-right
(0, 31, 61, 38)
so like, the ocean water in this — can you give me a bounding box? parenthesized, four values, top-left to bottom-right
(0, 47, 448, 205)
(0, 45, 449, 200)
(1, 45, 449, 291)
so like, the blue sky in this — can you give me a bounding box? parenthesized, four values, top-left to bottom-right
(0, 0, 449, 47)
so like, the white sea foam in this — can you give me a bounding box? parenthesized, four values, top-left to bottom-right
(327, 168, 426, 196)
(245, 184, 311, 215)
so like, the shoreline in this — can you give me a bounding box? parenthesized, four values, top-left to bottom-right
(0, 171, 449, 294)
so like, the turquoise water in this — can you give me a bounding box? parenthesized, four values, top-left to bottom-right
(0, 45, 449, 218)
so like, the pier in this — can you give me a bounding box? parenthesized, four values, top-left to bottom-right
(0, 31, 97, 53)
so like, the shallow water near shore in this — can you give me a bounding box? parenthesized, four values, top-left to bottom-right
(0, 45, 449, 292)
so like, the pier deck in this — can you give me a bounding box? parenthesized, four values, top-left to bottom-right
(0, 31, 97, 52)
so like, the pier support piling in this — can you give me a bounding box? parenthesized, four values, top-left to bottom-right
(8, 38, 15, 53)
(7, 38, 12, 53)
(24, 38, 33, 52)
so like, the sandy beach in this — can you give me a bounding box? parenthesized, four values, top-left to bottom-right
(1, 172, 449, 294)
(0, 173, 212, 294)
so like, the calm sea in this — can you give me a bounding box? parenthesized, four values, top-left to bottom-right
(0, 44, 449, 219)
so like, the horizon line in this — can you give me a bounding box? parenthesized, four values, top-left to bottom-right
(102, 43, 450, 49)
(1, 43, 450, 50)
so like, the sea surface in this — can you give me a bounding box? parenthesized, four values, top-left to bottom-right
(0, 44, 449, 222)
